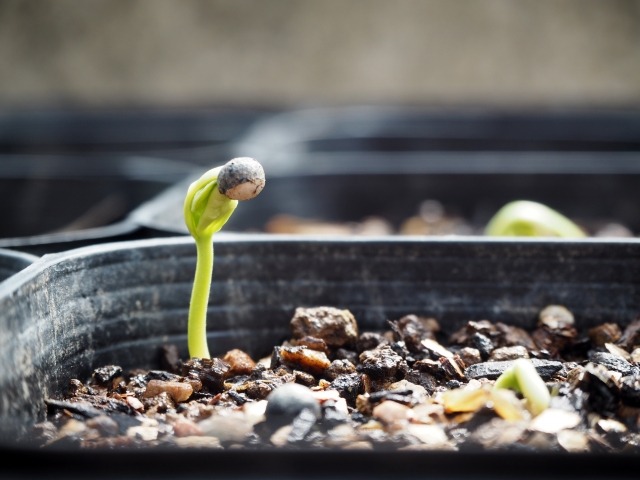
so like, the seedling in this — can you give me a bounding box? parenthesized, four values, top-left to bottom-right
(485, 200, 586, 238)
(183, 157, 265, 359)
(494, 358, 550, 416)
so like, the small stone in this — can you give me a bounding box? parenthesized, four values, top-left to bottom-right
(489, 345, 529, 361)
(465, 359, 563, 380)
(290, 306, 359, 349)
(265, 383, 321, 426)
(92, 365, 123, 386)
(223, 349, 256, 376)
(181, 357, 230, 393)
(287, 407, 318, 442)
(278, 346, 331, 375)
(457, 347, 482, 367)
(588, 323, 622, 347)
(388, 379, 428, 404)
(341, 440, 374, 450)
(604, 342, 631, 361)
(198, 413, 254, 443)
(171, 417, 203, 438)
(539, 305, 575, 329)
(469, 417, 528, 449)
(421, 338, 455, 359)
(173, 436, 222, 449)
(58, 419, 88, 438)
(557, 430, 590, 452)
(86, 415, 120, 437)
(270, 425, 293, 447)
(242, 399, 268, 426)
(588, 351, 634, 376)
(529, 408, 581, 433)
(325, 359, 357, 380)
(330, 372, 364, 405)
(127, 425, 159, 442)
(358, 345, 408, 380)
(325, 423, 361, 447)
(126, 396, 145, 411)
(372, 400, 411, 426)
(405, 424, 451, 449)
(322, 397, 350, 424)
(596, 418, 627, 434)
(144, 379, 193, 403)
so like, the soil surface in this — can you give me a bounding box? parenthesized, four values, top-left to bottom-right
(32, 305, 640, 452)
(263, 200, 636, 237)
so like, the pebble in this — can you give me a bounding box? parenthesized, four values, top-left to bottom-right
(538, 305, 575, 329)
(86, 415, 119, 437)
(529, 408, 581, 433)
(198, 413, 254, 443)
(465, 358, 563, 380)
(58, 418, 88, 438)
(144, 379, 193, 403)
(126, 395, 145, 411)
(388, 379, 428, 404)
(170, 416, 203, 438)
(172, 436, 222, 449)
(223, 348, 256, 376)
(488, 345, 530, 361)
(278, 346, 331, 375)
(372, 400, 411, 426)
(265, 383, 321, 425)
(405, 424, 451, 449)
(557, 430, 590, 452)
(126, 425, 159, 441)
(290, 306, 359, 348)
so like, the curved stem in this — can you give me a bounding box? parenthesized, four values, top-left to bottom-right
(188, 234, 215, 359)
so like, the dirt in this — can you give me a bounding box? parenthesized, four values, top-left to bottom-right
(31, 305, 640, 453)
(263, 201, 636, 238)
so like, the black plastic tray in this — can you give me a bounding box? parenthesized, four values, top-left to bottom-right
(234, 105, 640, 154)
(0, 235, 639, 479)
(0, 248, 38, 282)
(0, 106, 277, 164)
(130, 160, 640, 237)
(130, 106, 640, 237)
(0, 153, 199, 255)
(0, 106, 279, 256)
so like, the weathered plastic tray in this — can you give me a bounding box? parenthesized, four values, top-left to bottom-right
(0, 153, 199, 255)
(0, 248, 38, 283)
(130, 106, 640, 237)
(0, 106, 277, 255)
(0, 106, 276, 164)
(0, 234, 638, 479)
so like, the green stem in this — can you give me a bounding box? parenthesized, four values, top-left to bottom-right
(188, 234, 215, 359)
(183, 158, 264, 359)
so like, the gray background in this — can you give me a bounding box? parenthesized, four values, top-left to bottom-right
(1, 0, 639, 108)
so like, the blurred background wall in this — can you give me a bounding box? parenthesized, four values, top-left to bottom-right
(0, 0, 639, 109)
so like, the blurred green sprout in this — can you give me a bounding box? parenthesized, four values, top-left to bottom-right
(485, 200, 586, 238)
(494, 358, 551, 416)
(183, 157, 265, 359)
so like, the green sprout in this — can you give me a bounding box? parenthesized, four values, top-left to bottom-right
(484, 200, 586, 238)
(494, 358, 550, 416)
(183, 157, 265, 359)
